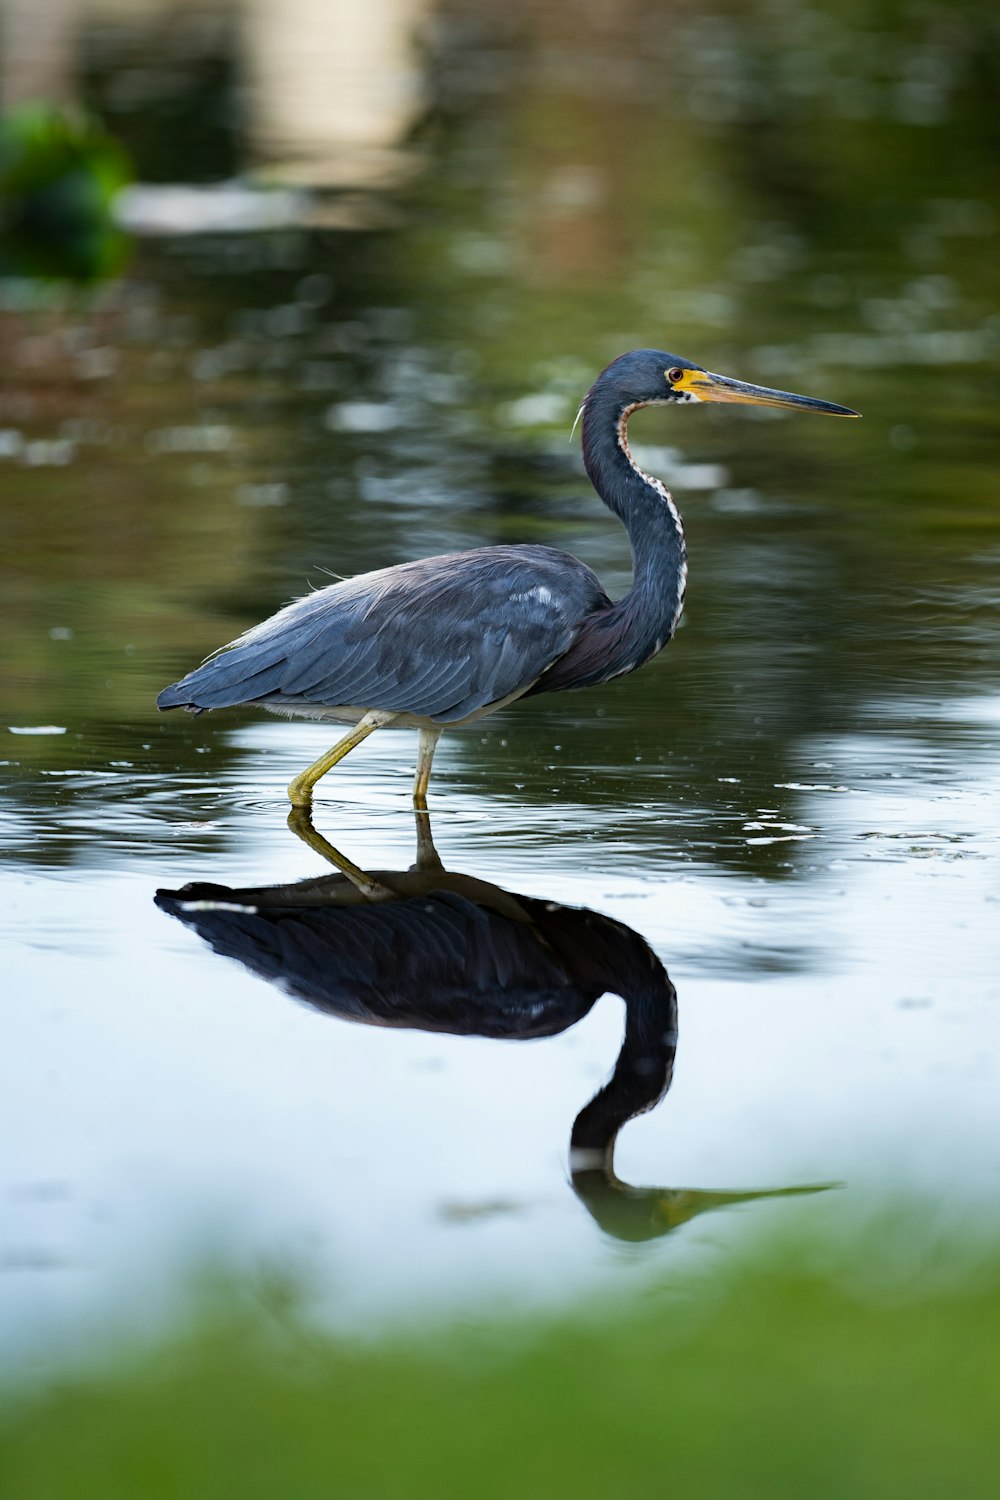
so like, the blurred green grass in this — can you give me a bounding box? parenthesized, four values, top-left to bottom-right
(2, 1220, 999, 1499)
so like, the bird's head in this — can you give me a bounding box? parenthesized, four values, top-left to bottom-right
(589, 347, 859, 418)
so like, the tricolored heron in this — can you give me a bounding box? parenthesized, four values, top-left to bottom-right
(157, 349, 858, 805)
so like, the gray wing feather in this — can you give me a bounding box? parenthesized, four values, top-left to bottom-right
(157, 546, 611, 722)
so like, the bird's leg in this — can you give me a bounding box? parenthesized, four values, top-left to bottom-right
(286, 806, 397, 901)
(413, 725, 443, 808)
(287, 709, 398, 807)
(411, 809, 445, 872)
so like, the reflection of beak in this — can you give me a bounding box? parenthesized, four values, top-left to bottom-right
(673, 368, 860, 417)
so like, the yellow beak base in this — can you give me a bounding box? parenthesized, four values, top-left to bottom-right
(670, 368, 859, 417)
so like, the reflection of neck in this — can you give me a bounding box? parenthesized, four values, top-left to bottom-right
(570, 970, 678, 1172)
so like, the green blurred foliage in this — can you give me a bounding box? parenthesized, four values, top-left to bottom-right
(2, 1219, 999, 1498)
(0, 104, 132, 282)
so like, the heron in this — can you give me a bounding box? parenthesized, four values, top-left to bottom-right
(157, 349, 858, 805)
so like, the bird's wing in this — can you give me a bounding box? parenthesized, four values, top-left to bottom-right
(157, 546, 611, 723)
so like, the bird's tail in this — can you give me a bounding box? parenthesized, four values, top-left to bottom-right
(156, 644, 291, 712)
(156, 678, 207, 713)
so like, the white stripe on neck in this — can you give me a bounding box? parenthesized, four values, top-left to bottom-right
(616, 402, 688, 633)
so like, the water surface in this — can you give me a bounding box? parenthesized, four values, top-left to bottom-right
(2, 0, 999, 1358)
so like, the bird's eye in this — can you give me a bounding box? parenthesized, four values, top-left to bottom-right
(667, 368, 684, 385)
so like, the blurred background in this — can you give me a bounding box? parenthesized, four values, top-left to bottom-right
(1, 1, 999, 1492)
(1, 0, 998, 816)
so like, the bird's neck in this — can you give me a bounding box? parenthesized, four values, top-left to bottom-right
(581, 393, 687, 659)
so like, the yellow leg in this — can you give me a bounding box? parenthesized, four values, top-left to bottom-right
(412, 809, 444, 872)
(287, 709, 397, 807)
(413, 726, 442, 808)
(286, 806, 397, 901)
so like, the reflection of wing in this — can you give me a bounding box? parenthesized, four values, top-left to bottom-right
(157, 545, 611, 721)
(155, 884, 603, 1039)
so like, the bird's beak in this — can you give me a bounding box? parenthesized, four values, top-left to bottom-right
(671, 368, 860, 417)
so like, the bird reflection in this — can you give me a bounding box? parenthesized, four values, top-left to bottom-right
(155, 810, 828, 1241)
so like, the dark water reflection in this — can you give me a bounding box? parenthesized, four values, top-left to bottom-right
(2, 0, 999, 1347)
(156, 810, 827, 1243)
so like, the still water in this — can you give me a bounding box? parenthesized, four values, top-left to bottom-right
(2, 0, 999, 1360)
